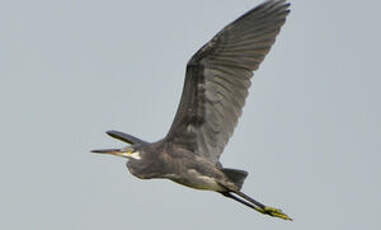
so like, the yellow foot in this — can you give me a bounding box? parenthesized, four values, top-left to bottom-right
(261, 206, 292, 221)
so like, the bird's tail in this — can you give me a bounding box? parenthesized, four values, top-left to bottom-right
(221, 168, 248, 190)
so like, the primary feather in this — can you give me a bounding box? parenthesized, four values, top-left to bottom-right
(165, 0, 290, 164)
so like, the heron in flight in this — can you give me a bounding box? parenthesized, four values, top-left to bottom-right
(92, 0, 291, 220)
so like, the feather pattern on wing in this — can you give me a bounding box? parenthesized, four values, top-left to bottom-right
(165, 0, 290, 164)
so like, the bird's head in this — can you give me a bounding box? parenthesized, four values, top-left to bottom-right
(92, 144, 153, 179)
(92, 144, 161, 179)
(91, 130, 160, 179)
(91, 130, 146, 160)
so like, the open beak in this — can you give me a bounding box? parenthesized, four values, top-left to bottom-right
(91, 147, 133, 159)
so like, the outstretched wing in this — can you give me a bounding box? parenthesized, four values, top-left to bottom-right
(165, 0, 290, 164)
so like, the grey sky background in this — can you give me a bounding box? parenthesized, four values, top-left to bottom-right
(1, 0, 380, 229)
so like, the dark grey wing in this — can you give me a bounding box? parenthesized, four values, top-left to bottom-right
(165, 0, 290, 164)
(106, 130, 148, 145)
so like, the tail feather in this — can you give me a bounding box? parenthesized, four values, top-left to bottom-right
(221, 168, 248, 190)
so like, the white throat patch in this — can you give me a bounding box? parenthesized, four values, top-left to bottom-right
(129, 151, 141, 160)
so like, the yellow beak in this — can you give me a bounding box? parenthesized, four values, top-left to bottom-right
(91, 147, 133, 159)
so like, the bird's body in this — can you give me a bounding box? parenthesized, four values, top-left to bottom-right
(93, 0, 292, 220)
(125, 140, 237, 192)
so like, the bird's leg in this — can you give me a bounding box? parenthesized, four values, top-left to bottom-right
(232, 191, 292, 221)
(221, 192, 265, 213)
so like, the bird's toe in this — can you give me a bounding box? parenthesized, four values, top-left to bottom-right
(263, 206, 293, 221)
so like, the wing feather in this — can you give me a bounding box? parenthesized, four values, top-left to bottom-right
(165, 0, 290, 164)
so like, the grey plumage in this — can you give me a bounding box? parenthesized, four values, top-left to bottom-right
(92, 0, 291, 221)
(166, 0, 290, 164)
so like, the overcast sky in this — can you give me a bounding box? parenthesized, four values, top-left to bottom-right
(1, 0, 380, 229)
